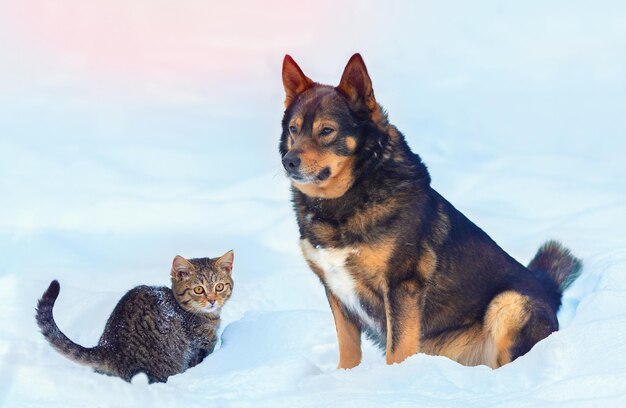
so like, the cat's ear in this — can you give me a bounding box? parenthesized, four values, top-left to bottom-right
(171, 255, 194, 281)
(215, 250, 234, 274)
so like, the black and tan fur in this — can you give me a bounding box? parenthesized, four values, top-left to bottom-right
(36, 251, 234, 383)
(279, 54, 582, 369)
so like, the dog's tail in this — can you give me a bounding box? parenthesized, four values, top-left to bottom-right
(527, 240, 583, 293)
(36, 280, 107, 371)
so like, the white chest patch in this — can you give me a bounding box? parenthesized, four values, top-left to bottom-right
(301, 239, 381, 332)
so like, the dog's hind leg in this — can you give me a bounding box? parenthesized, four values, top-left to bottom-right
(421, 291, 556, 368)
(422, 324, 497, 368)
(484, 291, 557, 367)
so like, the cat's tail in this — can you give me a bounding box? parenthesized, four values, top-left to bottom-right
(36, 280, 108, 372)
(527, 240, 583, 294)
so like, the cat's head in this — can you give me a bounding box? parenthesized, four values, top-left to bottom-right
(170, 250, 234, 315)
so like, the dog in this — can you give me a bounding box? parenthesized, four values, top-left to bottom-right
(279, 53, 582, 369)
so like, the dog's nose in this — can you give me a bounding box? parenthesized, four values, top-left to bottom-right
(282, 153, 301, 171)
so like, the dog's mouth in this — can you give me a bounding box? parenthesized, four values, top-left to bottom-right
(289, 167, 331, 185)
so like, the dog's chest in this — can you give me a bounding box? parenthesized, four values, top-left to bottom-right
(301, 239, 382, 332)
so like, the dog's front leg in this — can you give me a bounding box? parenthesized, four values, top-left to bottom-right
(327, 292, 362, 369)
(385, 280, 421, 365)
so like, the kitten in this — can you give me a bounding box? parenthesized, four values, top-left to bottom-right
(36, 250, 234, 383)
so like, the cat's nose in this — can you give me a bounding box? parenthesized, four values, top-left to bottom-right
(208, 299, 216, 306)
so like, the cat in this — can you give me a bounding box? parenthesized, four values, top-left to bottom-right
(35, 250, 234, 383)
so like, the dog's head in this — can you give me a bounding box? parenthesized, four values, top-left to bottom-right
(279, 54, 387, 199)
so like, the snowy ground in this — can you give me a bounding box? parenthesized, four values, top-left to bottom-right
(1, 1, 626, 407)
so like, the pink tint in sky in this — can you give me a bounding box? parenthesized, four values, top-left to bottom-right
(2, 0, 343, 82)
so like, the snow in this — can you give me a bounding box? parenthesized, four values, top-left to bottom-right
(1, 0, 626, 407)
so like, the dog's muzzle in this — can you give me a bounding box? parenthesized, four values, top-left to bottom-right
(282, 152, 331, 184)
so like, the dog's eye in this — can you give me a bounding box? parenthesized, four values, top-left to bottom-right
(289, 126, 297, 134)
(320, 127, 334, 136)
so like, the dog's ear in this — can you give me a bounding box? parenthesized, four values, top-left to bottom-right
(282, 55, 314, 108)
(337, 53, 376, 111)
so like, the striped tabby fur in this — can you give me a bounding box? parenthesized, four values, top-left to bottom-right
(36, 251, 234, 383)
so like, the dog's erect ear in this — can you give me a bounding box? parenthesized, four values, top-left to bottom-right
(282, 55, 314, 108)
(337, 53, 376, 111)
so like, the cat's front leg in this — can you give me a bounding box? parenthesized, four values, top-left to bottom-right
(188, 348, 209, 368)
(203, 334, 217, 355)
(189, 333, 217, 367)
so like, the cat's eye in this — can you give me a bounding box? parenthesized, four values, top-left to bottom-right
(215, 283, 225, 292)
(193, 286, 204, 295)
(320, 127, 334, 137)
